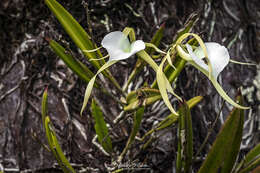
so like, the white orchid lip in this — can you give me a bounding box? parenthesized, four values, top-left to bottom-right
(101, 31, 145, 61)
(186, 42, 230, 79)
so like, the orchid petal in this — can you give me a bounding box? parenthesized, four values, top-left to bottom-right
(101, 31, 130, 51)
(130, 40, 146, 54)
(187, 42, 230, 79)
(186, 42, 249, 109)
(81, 60, 118, 115)
(81, 30, 145, 114)
(189, 60, 249, 109)
(101, 31, 145, 61)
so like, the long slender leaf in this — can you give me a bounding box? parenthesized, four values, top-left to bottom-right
(221, 94, 244, 173)
(242, 143, 260, 167)
(45, 116, 76, 173)
(91, 99, 112, 153)
(45, 0, 102, 69)
(49, 39, 97, 85)
(198, 95, 244, 173)
(45, 0, 123, 93)
(238, 157, 260, 173)
(176, 101, 193, 173)
(41, 90, 76, 173)
(236, 143, 260, 173)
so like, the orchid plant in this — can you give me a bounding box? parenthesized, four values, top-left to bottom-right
(40, 0, 260, 172)
(80, 31, 248, 117)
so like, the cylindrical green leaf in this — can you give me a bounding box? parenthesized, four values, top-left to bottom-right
(49, 39, 98, 86)
(221, 95, 244, 173)
(45, 0, 103, 69)
(236, 143, 260, 172)
(176, 101, 193, 173)
(198, 95, 244, 173)
(91, 99, 112, 153)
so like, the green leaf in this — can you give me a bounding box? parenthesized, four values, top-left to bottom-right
(118, 107, 145, 162)
(176, 101, 193, 173)
(45, 0, 103, 69)
(238, 157, 260, 173)
(221, 95, 244, 173)
(91, 99, 112, 153)
(41, 89, 76, 173)
(236, 143, 260, 173)
(198, 95, 244, 173)
(49, 39, 97, 85)
(243, 143, 260, 168)
(45, 0, 123, 94)
(45, 117, 76, 173)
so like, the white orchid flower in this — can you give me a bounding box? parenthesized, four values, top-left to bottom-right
(186, 42, 230, 80)
(101, 31, 145, 61)
(179, 41, 249, 109)
(81, 31, 145, 115)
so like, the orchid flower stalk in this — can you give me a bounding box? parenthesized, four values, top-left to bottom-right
(176, 33, 249, 109)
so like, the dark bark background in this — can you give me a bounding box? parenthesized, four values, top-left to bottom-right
(0, 0, 259, 172)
